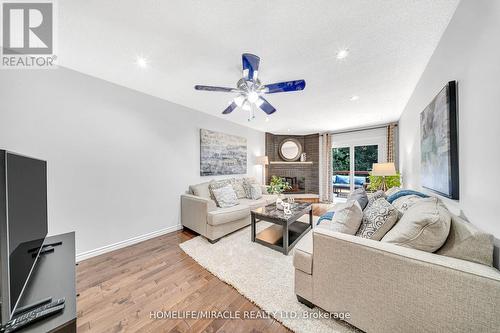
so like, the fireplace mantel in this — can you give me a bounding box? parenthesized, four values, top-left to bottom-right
(269, 161, 314, 165)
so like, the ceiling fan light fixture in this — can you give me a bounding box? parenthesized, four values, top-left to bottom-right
(234, 95, 245, 107)
(247, 91, 259, 103)
(194, 53, 306, 117)
(242, 100, 252, 111)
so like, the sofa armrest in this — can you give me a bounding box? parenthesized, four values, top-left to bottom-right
(311, 228, 500, 333)
(181, 194, 217, 236)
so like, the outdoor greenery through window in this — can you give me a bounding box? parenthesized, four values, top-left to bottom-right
(332, 147, 350, 174)
(354, 145, 378, 174)
(332, 145, 378, 194)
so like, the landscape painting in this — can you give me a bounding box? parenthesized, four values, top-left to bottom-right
(420, 81, 459, 199)
(200, 129, 247, 176)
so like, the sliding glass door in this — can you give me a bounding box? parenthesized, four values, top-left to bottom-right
(332, 147, 351, 196)
(331, 128, 387, 196)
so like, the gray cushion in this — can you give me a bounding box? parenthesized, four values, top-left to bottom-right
(211, 185, 238, 208)
(248, 183, 262, 200)
(189, 181, 213, 198)
(356, 198, 399, 240)
(209, 179, 232, 200)
(392, 194, 423, 215)
(382, 197, 451, 252)
(437, 215, 494, 266)
(385, 186, 401, 196)
(238, 198, 267, 210)
(207, 204, 250, 226)
(230, 178, 247, 199)
(294, 231, 313, 274)
(242, 177, 258, 198)
(348, 188, 369, 210)
(329, 200, 363, 235)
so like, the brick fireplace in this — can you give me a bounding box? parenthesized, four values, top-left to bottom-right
(265, 133, 319, 194)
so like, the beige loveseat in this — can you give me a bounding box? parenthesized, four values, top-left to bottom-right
(294, 210, 500, 332)
(181, 179, 277, 243)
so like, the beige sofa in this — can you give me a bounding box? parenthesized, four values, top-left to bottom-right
(181, 180, 277, 243)
(294, 213, 500, 332)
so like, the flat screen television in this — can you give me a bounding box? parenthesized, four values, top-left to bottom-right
(0, 150, 48, 324)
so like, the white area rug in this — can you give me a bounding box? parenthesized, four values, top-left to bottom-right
(180, 222, 360, 333)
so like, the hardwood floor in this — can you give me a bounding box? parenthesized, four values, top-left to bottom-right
(76, 229, 291, 333)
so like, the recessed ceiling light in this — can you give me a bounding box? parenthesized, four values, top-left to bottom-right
(287, 128, 291, 132)
(336, 48, 350, 60)
(135, 55, 149, 68)
(350, 95, 360, 101)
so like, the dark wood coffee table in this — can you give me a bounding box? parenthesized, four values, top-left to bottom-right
(251, 202, 313, 255)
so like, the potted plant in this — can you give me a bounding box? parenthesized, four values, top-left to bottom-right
(267, 175, 292, 195)
(267, 176, 292, 208)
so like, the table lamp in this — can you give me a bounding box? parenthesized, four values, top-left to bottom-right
(371, 162, 396, 191)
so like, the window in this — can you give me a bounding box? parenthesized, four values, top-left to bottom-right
(331, 128, 387, 196)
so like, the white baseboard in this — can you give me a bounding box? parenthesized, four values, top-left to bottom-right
(76, 224, 183, 262)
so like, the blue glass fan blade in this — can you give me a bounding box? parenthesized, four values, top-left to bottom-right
(242, 53, 260, 81)
(263, 80, 306, 93)
(194, 85, 235, 92)
(257, 97, 276, 115)
(222, 101, 238, 114)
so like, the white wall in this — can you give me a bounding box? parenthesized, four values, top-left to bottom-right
(0, 68, 265, 258)
(399, 0, 500, 238)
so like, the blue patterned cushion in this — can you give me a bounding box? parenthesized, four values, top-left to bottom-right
(387, 190, 428, 204)
(317, 211, 335, 225)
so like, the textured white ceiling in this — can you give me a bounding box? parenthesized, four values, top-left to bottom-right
(58, 0, 459, 134)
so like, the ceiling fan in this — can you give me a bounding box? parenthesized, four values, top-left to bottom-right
(194, 53, 306, 120)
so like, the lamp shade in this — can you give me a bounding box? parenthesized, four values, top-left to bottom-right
(371, 162, 396, 176)
(255, 155, 269, 165)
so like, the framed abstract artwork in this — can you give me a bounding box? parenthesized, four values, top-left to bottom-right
(200, 129, 247, 176)
(420, 81, 459, 199)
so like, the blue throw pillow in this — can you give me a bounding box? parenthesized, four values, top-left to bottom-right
(317, 211, 335, 225)
(336, 175, 350, 184)
(386, 190, 429, 204)
(354, 176, 366, 186)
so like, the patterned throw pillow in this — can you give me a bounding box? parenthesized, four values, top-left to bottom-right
(209, 179, 232, 201)
(230, 178, 247, 199)
(392, 194, 423, 215)
(366, 190, 386, 210)
(211, 185, 238, 208)
(248, 183, 263, 200)
(243, 177, 259, 198)
(356, 198, 399, 240)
